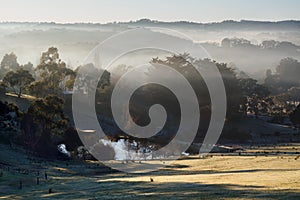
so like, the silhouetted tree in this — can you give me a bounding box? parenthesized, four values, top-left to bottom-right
(277, 57, 300, 86)
(3, 68, 34, 97)
(21, 95, 68, 156)
(264, 58, 300, 94)
(31, 47, 74, 97)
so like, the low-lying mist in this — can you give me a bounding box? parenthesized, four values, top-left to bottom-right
(0, 20, 300, 80)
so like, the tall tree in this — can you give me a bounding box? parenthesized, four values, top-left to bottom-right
(276, 57, 300, 86)
(0, 53, 20, 79)
(21, 95, 68, 155)
(3, 68, 34, 97)
(265, 58, 300, 94)
(32, 47, 74, 96)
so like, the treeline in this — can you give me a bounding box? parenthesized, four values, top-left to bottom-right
(96, 53, 300, 145)
(0, 47, 75, 98)
(221, 38, 300, 50)
(0, 47, 300, 159)
(0, 47, 109, 158)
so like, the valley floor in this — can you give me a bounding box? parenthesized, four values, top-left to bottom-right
(0, 144, 300, 200)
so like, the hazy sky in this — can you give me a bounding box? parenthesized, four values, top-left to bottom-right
(0, 0, 299, 23)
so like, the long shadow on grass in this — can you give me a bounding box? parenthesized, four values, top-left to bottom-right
(33, 180, 299, 200)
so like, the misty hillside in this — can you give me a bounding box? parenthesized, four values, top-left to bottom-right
(0, 19, 300, 79)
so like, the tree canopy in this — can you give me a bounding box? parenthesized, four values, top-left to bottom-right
(3, 68, 35, 97)
(22, 95, 69, 156)
(0, 52, 20, 79)
(264, 57, 300, 94)
(30, 47, 75, 97)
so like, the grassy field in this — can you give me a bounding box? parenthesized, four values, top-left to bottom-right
(0, 144, 300, 199)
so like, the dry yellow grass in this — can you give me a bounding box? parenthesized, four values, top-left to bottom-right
(103, 156, 299, 189)
(1, 146, 300, 199)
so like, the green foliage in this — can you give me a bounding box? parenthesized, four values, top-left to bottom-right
(0, 52, 20, 70)
(21, 62, 35, 76)
(0, 101, 22, 144)
(27, 95, 68, 136)
(0, 53, 20, 79)
(21, 95, 68, 155)
(239, 78, 270, 98)
(0, 101, 21, 117)
(276, 58, 300, 85)
(32, 47, 75, 97)
(221, 38, 252, 48)
(28, 80, 54, 97)
(64, 78, 75, 91)
(216, 62, 244, 119)
(3, 68, 35, 97)
(141, 54, 244, 121)
(74, 63, 110, 94)
(262, 58, 300, 120)
(264, 57, 300, 94)
(238, 78, 270, 117)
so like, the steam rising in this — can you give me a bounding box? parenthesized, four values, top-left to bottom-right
(99, 139, 154, 160)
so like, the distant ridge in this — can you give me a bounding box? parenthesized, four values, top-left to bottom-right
(0, 19, 300, 30)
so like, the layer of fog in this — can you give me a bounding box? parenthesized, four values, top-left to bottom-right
(1, 21, 300, 80)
